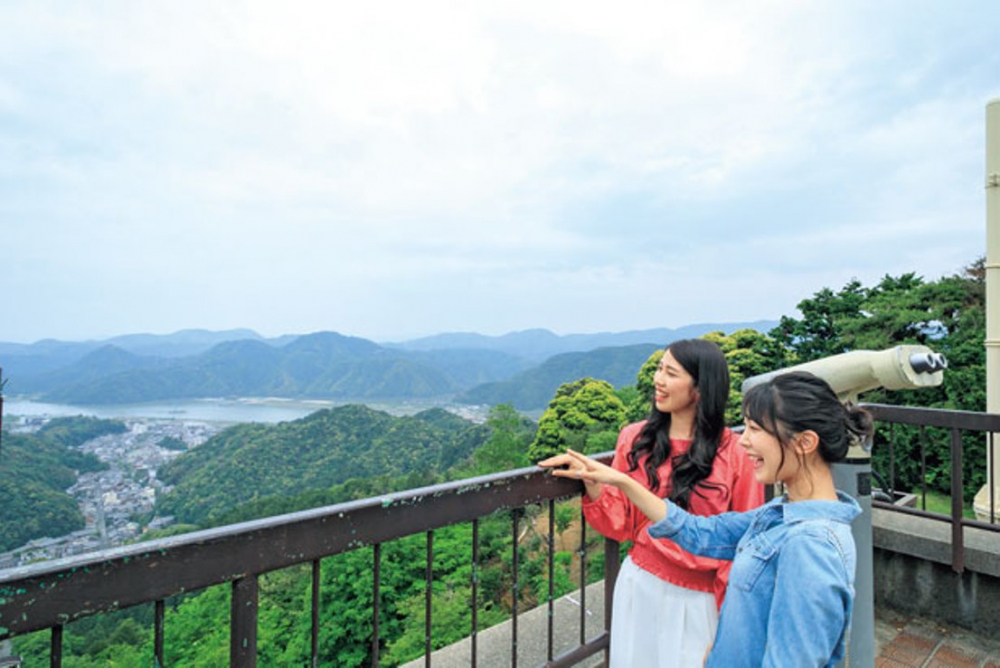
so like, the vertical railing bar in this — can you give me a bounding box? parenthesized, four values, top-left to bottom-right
(950, 427, 965, 573)
(547, 499, 555, 662)
(511, 508, 521, 668)
(919, 425, 928, 510)
(155, 599, 165, 668)
(312, 559, 322, 668)
(889, 422, 896, 496)
(471, 519, 479, 668)
(372, 546, 381, 668)
(230, 575, 259, 668)
(990, 432, 996, 525)
(426, 531, 434, 668)
(578, 502, 587, 646)
(51, 625, 63, 668)
(603, 538, 620, 668)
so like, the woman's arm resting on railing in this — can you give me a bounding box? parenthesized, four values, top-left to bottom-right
(539, 449, 667, 523)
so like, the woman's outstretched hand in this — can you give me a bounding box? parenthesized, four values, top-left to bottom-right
(538, 449, 668, 523)
(538, 449, 628, 487)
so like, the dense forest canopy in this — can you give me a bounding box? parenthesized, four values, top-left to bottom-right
(770, 262, 986, 501)
(156, 405, 490, 526)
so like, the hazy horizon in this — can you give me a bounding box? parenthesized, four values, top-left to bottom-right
(0, 318, 781, 347)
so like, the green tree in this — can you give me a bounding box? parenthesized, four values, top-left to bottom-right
(703, 328, 795, 424)
(527, 378, 626, 462)
(159, 435, 188, 451)
(619, 349, 664, 423)
(467, 404, 534, 474)
(770, 279, 868, 359)
(769, 261, 986, 501)
(38, 416, 127, 449)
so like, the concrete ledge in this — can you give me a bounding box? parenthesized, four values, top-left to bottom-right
(873, 507, 1000, 637)
(872, 507, 1000, 577)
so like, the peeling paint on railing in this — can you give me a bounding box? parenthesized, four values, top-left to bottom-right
(0, 461, 594, 640)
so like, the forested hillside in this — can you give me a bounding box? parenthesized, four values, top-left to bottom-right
(0, 417, 121, 551)
(14, 332, 530, 405)
(455, 343, 661, 410)
(156, 405, 491, 526)
(13, 405, 558, 667)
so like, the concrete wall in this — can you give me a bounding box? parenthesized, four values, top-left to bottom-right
(873, 507, 1000, 636)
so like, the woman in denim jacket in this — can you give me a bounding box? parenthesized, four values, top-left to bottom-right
(543, 371, 873, 667)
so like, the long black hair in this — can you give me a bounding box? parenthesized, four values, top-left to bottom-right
(742, 370, 873, 479)
(626, 339, 730, 509)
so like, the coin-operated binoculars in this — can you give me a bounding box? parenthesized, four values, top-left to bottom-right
(742, 345, 946, 668)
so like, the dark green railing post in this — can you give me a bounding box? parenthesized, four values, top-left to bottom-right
(231, 575, 259, 667)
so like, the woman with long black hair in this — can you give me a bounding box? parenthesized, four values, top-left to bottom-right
(541, 338, 762, 667)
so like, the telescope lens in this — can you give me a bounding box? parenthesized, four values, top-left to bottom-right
(908, 352, 948, 374)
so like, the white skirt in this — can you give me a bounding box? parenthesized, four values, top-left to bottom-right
(609, 556, 719, 668)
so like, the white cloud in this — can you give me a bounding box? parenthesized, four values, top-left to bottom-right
(0, 1, 997, 342)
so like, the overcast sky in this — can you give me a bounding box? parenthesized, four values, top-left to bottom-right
(2, 2, 997, 344)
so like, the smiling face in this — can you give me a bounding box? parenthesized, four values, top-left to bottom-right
(652, 350, 699, 416)
(739, 417, 797, 486)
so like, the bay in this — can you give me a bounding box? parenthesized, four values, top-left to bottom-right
(3, 397, 488, 425)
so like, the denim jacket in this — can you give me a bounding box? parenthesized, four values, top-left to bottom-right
(648, 492, 861, 667)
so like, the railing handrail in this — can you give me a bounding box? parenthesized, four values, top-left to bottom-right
(862, 401, 1000, 577)
(0, 461, 604, 640)
(861, 402, 1000, 432)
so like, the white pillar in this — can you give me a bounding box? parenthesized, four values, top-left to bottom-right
(975, 98, 1000, 522)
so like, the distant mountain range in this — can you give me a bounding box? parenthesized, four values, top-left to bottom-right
(384, 321, 778, 362)
(0, 321, 777, 409)
(6, 332, 530, 405)
(0, 328, 273, 377)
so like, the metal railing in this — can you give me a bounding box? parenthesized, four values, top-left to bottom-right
(3, 404, 999, 665)
(0, 461, 619, 668)
(864, 403, 1000, 573)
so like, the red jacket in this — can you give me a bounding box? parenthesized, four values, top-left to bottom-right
(582, 421, 763, 608)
